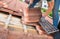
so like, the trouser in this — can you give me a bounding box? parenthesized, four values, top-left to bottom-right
(52, 0, 60, 28)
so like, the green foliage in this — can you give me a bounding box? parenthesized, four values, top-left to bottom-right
(49, 13, 52, 17)
(20, 0, 23, 2)
(59, 10, 60, 12)
(41, 8, 46, 13)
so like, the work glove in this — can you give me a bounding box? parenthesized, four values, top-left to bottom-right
(40, 16, 46, 22)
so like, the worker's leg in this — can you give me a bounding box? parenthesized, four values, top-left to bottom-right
(58, 22, 60, 30)
(29, 0, 40, 8)
(52, 0, 60, 28)
(58, 1, 60, 30)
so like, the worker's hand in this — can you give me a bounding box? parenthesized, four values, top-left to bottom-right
(42, 13, 47, 17)
(41, 13, 47, 22)
(29, 0, 34, 4)
(41, 16, 46, 22)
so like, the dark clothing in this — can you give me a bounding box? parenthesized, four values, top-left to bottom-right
(47, 0, 51, 2)
(29, 0, 52, 8)
(29, 0, 40, 8)
(58, 22, 60, 30)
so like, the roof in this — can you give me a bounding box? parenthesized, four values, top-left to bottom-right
(1, 0, 28, 13)
(0, 0, 28, 16)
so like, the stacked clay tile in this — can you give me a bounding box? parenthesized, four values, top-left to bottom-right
(22, 8, 42, 24)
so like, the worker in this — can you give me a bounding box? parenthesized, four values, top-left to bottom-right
(24, 0, 54, 18)
(24, 0, 54, 34)
(23, 0, 54, 34)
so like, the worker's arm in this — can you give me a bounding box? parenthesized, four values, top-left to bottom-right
(29, 0, 34, 4)
(42, 0, 54, 17)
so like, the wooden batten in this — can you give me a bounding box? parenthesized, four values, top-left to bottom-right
(0, 12, 37, 34)
(0, 12, 54, 39)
